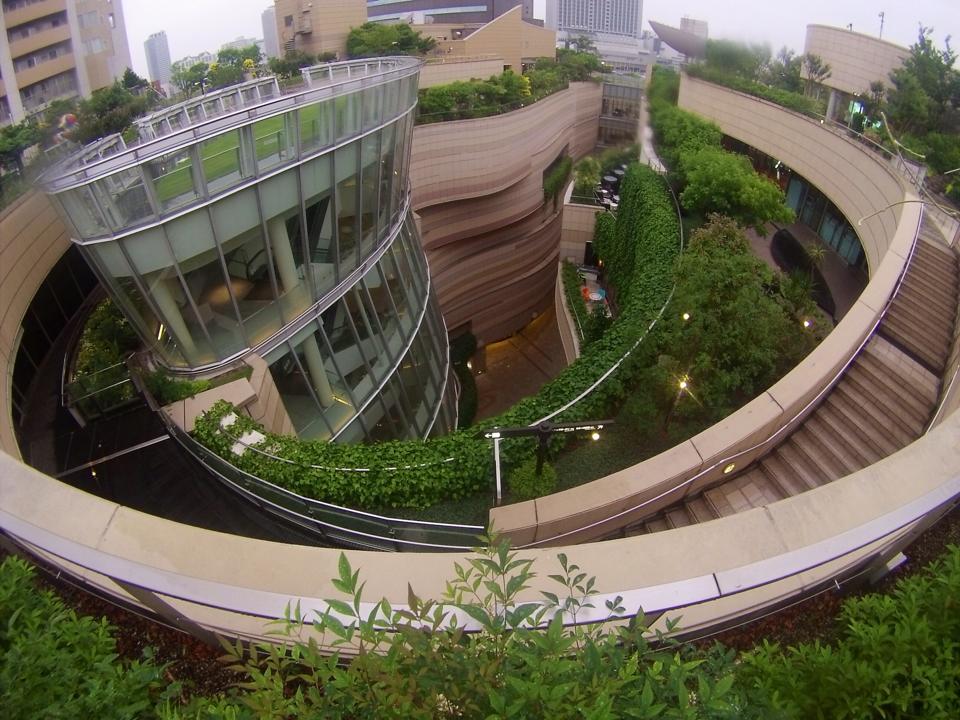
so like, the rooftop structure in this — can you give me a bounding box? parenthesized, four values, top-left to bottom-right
(39, 57, 456, 443)
(0, 0, 132, 124)
(367, 0, 533, 25)
(647, 19, 706, 60)
(274, 0, 366, 59)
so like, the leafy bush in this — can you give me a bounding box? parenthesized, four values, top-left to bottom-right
(509, 457, 557, 500)
(740, 545, 960, 719)
(561, 259, 589, 339)
(144, 366, 253, 407)
(686, 64, 822, 116)
(0, 556, 169, 720)
(70, 298, 140, 410)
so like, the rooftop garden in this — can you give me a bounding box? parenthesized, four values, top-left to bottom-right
(416, 50, 603, 124)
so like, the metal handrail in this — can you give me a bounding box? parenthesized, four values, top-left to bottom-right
(517, 202, 927, 547)
(40, 57, 421, 192)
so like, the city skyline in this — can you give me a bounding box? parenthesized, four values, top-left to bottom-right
(118, 0, 957, 78)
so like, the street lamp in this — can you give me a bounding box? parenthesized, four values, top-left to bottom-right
(478, 419, 614, 505)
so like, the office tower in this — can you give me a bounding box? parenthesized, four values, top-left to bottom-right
(144, 31, 172, 88)
(261, 6, 280, 59)
(546, 0, 643, 40)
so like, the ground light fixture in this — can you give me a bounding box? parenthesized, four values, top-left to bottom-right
(478, 419, 615, 505)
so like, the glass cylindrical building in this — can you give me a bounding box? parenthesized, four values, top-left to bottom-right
(41, 58, 455, 444)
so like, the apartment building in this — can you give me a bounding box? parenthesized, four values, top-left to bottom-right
(0, 0, 131, 124)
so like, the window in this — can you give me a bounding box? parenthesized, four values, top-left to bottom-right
(107, 13, 115, 28)
(285, 15, 293, 27)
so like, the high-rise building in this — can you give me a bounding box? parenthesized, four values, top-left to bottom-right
(261, 6, 280, 59)
(680, 17, 708, 40)
(366, 0, 533, 26)
(144, 31, 172, 89)
(545, 0, 643, 40)
(0, 0, 132, 125)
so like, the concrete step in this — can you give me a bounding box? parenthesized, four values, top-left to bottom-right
(729, 468, 785, 506)
(878, 314, 950, 373)
(685, 496, 719, 523)
(815, 401, 887, 464)
(897, 280, 958, 322)
(843, 365, 928, 436)
(645, 517, 670, 534)
(773, 442, 828, 489)
(790, 428, 852, 480)
(760, 452, 812, 497)
(704, 486, 738, 517)
(885, 292, 955, 340)
(908, 250, 958, 289)
(856, 347, 938, 420)
(832, 382, 916, 450)
(665, 507, 694, 529)
(863, 336, 940, 400)
(804, 414, 872, 472)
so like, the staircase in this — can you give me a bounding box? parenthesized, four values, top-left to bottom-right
(625, 221, 959, 535)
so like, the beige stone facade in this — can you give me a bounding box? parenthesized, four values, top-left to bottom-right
(273, 0, 366, 59)
(423, 6, 556, 72)
(803, 24, 907, 98)
(0, 0, 131, 124)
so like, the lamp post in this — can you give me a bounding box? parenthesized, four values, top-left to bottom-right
(478, 419, 614, 505)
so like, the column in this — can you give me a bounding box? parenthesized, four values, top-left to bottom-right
(268, 215, 334, 407)
(149, 275, 198, 358)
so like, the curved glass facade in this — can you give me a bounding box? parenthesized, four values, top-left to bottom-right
(41, 59, 455, 443)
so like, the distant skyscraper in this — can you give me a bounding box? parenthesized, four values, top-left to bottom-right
(144, 31, 172, 89)
(546, 0, 643, 40)
(262, 6, 281, 59)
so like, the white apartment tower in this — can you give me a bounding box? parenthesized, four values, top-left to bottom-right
(261, 6, 280, 59)
(546, 0, 643, 40)
(144, 31, 172, 88)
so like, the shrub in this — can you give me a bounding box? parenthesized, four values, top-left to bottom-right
(0, 556, 169, 720)
(543, 155, 573, 199)
(509, 457, 557, 500)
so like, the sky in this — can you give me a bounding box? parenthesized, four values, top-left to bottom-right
(121, 0, 959, 78)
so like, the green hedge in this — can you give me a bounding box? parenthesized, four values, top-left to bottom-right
(194, 164, 680, 510)
(686, 64, 822, 117)
(543, 155, 572, 199)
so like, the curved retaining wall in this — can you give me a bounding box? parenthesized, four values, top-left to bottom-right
(488, 75, 924, 544)
(410, 82, 602, 342)
(2, 78, 959, 648)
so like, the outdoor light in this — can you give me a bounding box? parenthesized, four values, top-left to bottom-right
(803, 319, 811, 328)
(679, 379, 688, 390)
(466, 360, 473, 370)
(682, 312, 691, 321)
(723, 463, 736, 474)
(591, 431, 601, 441)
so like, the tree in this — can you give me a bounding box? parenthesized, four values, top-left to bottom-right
(0, 120, 40, 174)
(120, 67, 148, 90)
(346, 22, 436, 58)
(886, 26, 960, 145)
(705, 39, 770, 80)
(268, 49, 316, 79)
(678, 148, 794, 231)
(802, 53, 831, 97)
(171, 62, 209, 97)
(644, 215, 815, 428)
(73, 82, 152, 144)
(764, 47, 802, 93)
(568, 34, 597, 55)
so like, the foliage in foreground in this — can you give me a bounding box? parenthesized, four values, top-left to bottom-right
(6, 542, 960, 719)
(0, 556, 170, 720)
(193, 164, 680, 509)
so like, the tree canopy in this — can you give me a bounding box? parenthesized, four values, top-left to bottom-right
(72, 82, 154, 145)
(346, 22, 436, 58)
(0, 120, 41, 174)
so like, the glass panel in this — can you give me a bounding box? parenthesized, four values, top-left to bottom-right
(148, 147, 200, 211)
(300, 154, 335, 298)
(201, 129, 246, 195)
(361, 85, 382, 131)
(335, 142, 360, 277)
(391, 115, 408, 223)
(321, 296, 374, 408)
(383, 78, 400, 121)
(361, 394, 400, 443)
(58, 186, 108, 237)
(165, 211, 247, 360)
(298, 100, 332, 154)
(334, 92, 360, 141)
(359, 132, 380, 258)
(377, 122, 396, 241)
(377, 245, 413, 336)
(398, 337, 430, 431)
(254, 114, 293, 172)
(268, 340, 326, 439)
(92, 168, 152, 228)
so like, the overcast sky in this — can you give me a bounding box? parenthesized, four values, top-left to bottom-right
(122, 0, 959, 78)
